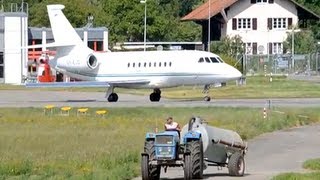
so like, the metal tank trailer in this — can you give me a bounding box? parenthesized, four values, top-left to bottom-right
(141, 116, 248, 180)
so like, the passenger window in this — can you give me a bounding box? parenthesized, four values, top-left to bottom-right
(159, 62, 161, 67)
(198, 58, 204, 63)
(169, 62, 172, 67)
(144, 62, 146, 67)
(210, 57, 219, 63)
(128, 63, 130, 67)
(205, 57, 211, 63)
(133, 63, 135, 67)
(164, 62, 167, 67)
(154, 62, 157, 67)
(138, 62, 141, 67)
(149, 62, 151, 67)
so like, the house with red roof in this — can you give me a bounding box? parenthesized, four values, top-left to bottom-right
(182, 0, 319, 55)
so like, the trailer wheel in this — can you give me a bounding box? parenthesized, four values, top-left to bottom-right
(143, 141, 161, 180)
(228, 152, 245, 176)
(186, 140, 203, 179)
(184, 154, 192, 180)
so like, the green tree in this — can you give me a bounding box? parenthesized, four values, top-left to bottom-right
(284, 30, 316, 54)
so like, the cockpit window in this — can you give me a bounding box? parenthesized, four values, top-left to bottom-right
(205, 57, 211, 63)
(217, 57, 224, 63)
(198, 58, 204, 63)
(210, 57, 219, 63)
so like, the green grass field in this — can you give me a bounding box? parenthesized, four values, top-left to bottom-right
(273, 159, 320, 180)
(0, 107, 319, 179)
(2, 76, 320, 99)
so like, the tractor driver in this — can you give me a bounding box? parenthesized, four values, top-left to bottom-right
(164, 117, 181, 132)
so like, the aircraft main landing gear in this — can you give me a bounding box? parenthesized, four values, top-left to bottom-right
(106, 86, 119, 102)
(108, 93, 118, 102)
(150, 88, 161, 102)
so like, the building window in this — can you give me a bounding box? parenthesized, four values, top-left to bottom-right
(273, 18, 286, 29)
(244, 43, 253, 55)
(238, 18, 251, 29)
(268, 18, 292, 30)
(233, 18, 257, 30)
(269, 42, 283, 54)
(251, 0, 274, 3)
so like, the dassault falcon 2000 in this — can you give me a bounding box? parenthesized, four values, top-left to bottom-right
(26, 4, 242, 102)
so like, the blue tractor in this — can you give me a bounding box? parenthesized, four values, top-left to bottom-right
(141, 117, 247, 180)
(141, 129, 204, 180)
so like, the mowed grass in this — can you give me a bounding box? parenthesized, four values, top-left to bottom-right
(2, 76, 320, 99)
(273, 159, 320, 180)
(0, 107, 319, 179)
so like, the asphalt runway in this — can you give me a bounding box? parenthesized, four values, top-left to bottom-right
(0, 90, 320, 108)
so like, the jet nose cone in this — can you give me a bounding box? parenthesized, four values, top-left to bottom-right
(229, 66, 242, 79)
(234, 69, 242, 79)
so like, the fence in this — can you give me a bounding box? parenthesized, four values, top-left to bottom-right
(242, 53, 320, 76)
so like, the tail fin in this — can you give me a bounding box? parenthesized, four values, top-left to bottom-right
(47, 5, 83, 46)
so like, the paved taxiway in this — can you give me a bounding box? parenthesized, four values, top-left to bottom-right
(0, 90, 320, 108)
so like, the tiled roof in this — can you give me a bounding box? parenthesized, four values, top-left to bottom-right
(182, 0, 319, 21)
(181, 0, 238, 21)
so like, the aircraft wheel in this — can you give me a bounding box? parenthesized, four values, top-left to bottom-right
(149, 93, 160, 102)
(204, 96, 211, 102)
(108, 93, 118, 102)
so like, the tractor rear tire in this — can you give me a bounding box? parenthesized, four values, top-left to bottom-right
(186, 140, 204, 179)
(184, 154, 192, 180)
(228, 152, 245, 176)
(144, 141, 161, 180)
(141, 155, 149, 180)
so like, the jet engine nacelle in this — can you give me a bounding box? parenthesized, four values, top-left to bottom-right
(57, 53, 99, 72)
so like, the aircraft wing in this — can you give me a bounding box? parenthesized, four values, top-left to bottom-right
(25, 80, 150, 88)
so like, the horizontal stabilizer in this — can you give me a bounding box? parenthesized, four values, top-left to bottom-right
(23, 43, 75, 49)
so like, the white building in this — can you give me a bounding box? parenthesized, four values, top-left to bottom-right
(182, 0, 319, 54)
(0, 12, 28, 84)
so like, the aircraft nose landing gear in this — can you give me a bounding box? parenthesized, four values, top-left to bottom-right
(203, 84, 211, 102)
(149, 88, 161, 102)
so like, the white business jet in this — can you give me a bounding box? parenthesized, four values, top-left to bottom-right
(26, 4, 242, 102)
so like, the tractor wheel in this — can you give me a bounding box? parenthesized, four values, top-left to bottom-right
(184, 154, 192, 180)
(141, 155, 149, 180)
(228, 152, 245, 176)
(144, 141, 161, 180)
(186, 140, 204, 179)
